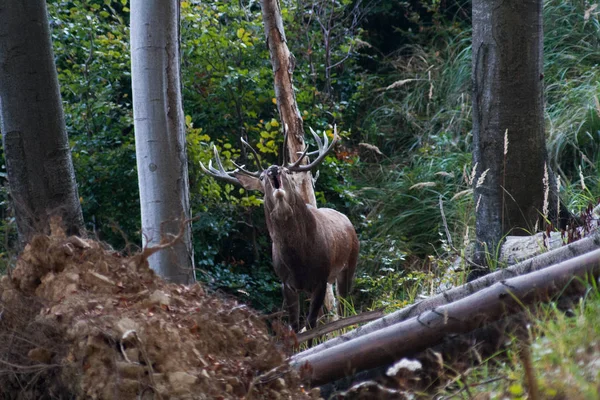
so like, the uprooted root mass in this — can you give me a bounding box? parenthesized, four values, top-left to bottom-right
(0, 231, 316, 399)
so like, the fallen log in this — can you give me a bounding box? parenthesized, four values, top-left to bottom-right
(292, 247, 600, 386)
(293, 231, 600, 361)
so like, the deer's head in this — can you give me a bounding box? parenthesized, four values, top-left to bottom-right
(200, 128, 339, 222)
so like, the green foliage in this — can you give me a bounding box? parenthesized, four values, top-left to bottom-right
(349, 0, 600, 305)
(178, 0, 364, 311)
(354, 268, 433, 312)
(544, 0, 600, 174)
(48, 0, 137, 248)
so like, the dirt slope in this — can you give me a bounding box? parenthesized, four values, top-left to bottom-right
(0, 230, 315, 399)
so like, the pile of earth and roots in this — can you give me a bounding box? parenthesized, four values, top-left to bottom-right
(0, 228, 318, 399)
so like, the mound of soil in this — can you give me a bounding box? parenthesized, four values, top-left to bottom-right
(0, 231, 316, 399)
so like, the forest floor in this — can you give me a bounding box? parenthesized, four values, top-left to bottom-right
(1, 222, 599, 399)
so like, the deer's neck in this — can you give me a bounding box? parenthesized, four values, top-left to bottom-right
(266, 195, 317, 244)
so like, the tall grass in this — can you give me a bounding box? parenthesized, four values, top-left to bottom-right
(353, 0, 600, 281)
(544, 0, 600, 175)
(352, 29, 474, 274)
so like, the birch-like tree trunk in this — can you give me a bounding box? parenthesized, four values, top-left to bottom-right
(0, 0, 84, 246)
(472, 0, 550, 265)
(131, 0, 194, 284)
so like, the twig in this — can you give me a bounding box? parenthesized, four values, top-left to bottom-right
(439, 195, 453, 247)
(246, 364, 291, 400)
(441, 375, 511, 399)
(295, 309, 384, 344)
(119, 329, 164, 400)
(0, 358, 62, 372)
(137, 217, 196, 264)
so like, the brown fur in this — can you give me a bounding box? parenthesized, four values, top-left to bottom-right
(237, 165, 359, 333)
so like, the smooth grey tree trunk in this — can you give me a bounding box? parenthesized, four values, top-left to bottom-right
(0, 0, 84, 246)
(472, 0, 549, 265)
(131, 0, 195, 284)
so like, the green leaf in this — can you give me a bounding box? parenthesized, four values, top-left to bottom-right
(236, 28, 245, 39)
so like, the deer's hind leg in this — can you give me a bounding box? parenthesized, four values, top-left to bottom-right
(336, 248, 358, 316)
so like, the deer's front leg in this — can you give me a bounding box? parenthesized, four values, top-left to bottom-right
(306, 283, 327, 331)
(282, 284, 299, 332)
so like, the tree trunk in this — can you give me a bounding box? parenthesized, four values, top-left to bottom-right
(292, 247, 600, 386)
(0, 0, 84, 246)
(472, 0, 548, 264)
(260, 0, 316, 207)
(131, 0, 195, 284)
(294, 230, 600, 361)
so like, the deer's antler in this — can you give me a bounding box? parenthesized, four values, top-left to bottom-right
(287, 126, 340, 172)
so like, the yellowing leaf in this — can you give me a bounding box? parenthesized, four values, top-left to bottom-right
(272, 98, 277, 105)
(181, 1, 190, 8)
(270, 119, 279, 127)
(508, 383, 524, 396)
(237, 28, 245, 39)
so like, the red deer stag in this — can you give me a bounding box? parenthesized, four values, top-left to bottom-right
(200, 128, 359, 335)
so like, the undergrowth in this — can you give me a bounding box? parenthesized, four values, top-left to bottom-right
(464, 283, 600, 399)
(352, 0, 600, 307)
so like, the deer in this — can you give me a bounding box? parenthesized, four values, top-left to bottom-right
(200, 128, 359, 337)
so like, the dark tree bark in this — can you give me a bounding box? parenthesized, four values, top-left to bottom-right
(0, 0, 84, 245)
(472, 0, 551, 264)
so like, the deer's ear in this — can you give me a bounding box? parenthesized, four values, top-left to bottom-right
(234, 173, 264, 193)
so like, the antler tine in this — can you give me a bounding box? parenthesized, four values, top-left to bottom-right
(281, 123, 289, 166)
(287, 142, 311, 169)
(310, 126, 328, 154)
(199, 145, 242, 186)
(287, 126, 340, 173)
(240, 137, 264, 172)
(232, 160, 261, 178)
